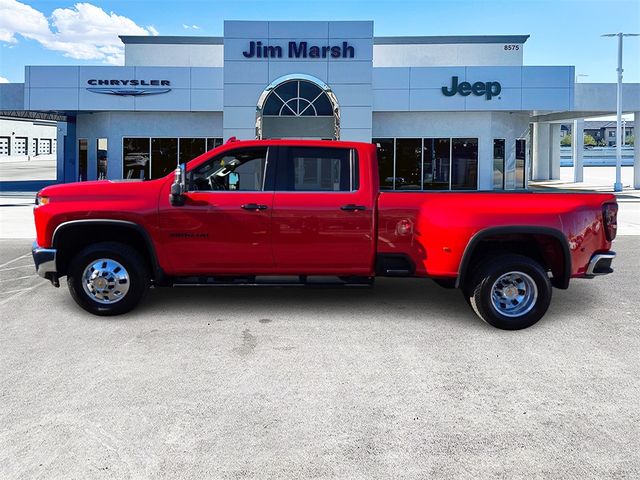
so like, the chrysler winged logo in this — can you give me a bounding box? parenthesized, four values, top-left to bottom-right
(87, 88, 171, 96)
(86, 79, 171, 96)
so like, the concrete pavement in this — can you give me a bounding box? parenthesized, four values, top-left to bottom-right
(1, 171, 639, 479)
(0, 237, 639, 479)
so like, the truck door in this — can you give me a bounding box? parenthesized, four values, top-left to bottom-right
(158, 146, 275, 274)
(271, 145, 375, 275)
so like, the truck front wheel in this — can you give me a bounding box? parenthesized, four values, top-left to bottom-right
(67, 242, 150, 316)
(466, 254, 552, 330)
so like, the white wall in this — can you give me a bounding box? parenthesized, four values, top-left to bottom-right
(122, 39, 524, 68)
(373, 66, 575, 112)
(574, 83, 640, 112)
(0, 117, 57, 160)
(76, 111, 222, 180)
(25, 66, 223, 112)
(125, 44, 224, 67)
(373, 43, 524, 67)
(222, 21, 374, 142)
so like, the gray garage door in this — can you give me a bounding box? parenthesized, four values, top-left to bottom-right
(38, 139, 52, 155)
(13, 137, 27, 155)
(0, 137, 9, 156)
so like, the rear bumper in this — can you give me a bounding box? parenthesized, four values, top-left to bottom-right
(32, 241, 58, 282)
(585, 251, 615, 277)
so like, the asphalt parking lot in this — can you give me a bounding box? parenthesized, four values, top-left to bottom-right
(1, 229, 639, 479)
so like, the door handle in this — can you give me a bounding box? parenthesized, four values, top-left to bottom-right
(241, 203, 268, 211)
(340, 204, 366, 211)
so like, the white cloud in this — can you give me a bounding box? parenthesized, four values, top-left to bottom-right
(0, 76, 10, 83)
(182, 24, 200, 30)
(0, 0, 159, 65)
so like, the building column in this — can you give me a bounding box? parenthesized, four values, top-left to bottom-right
(550, 124, 561, 179)
(532, 122, 551, 180)
(572, 119, 585, 183)
(56, 122, 66, 183)
(62, 119, 77, 183)
(635, 112, 640, 189)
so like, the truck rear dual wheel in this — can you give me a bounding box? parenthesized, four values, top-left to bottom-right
(466, 254, 552, 330)
(67, 242, 150, 316)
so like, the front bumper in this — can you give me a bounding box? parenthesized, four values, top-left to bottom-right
(585, 251, 616, 277)
(32, 241, 58, 285)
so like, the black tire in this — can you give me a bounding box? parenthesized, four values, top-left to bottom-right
(67, 242, 150, 316)
(466, 254, 552, 330)
(432, 277, 456, 289)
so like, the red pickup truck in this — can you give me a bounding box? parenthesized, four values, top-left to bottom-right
(32, 139, 617, 330)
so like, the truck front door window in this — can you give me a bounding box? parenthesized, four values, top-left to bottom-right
(190, 147, 268, 191)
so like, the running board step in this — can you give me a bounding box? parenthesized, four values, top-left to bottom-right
(172, 275, 374, 288)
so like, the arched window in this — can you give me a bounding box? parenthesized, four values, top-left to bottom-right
(256, 74, 340, 140)
(262, 79, 334, 117)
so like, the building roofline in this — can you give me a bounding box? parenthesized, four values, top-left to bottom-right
(374, 35, 530, 45)
(119, 34, 530, 46)
(119, 36, 224, 44)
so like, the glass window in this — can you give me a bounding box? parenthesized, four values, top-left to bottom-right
(78, 139, 88, 182)
(179, 138, 206, 164)
(278, 147, 354, 191)
(395, 139, 422, 190)
(207, 138, 223, 150)
(97, 138, 108, 180)
(191, 147, 268, 191)
(263, 80, 333, 117)
(123, 138, 150, 180)
(423, 138, 450, 190)
(515, 139, 526, 189)
(373, 138, 394, 190)
(151, 138, 178, 179)
(451, 138, 478, 190)
(493, 139, 505, 190)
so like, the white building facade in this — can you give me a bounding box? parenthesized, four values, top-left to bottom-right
(1, 21, 639, 189)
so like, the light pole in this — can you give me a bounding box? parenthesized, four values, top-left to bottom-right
(601, 32, 639, 192)
(622, 118, 626, 146)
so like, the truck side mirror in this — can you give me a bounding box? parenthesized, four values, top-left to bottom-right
(169, 164, 186, 206)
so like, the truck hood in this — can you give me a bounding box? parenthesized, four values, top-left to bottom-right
(39, 178, 165, 202)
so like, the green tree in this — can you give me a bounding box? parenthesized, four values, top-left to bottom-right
(561, 134, 571, 146)
(625, 135, 634, 146)
(584, 134, 597, 146)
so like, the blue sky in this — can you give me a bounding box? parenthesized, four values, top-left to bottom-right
(1, 0, 639, 85)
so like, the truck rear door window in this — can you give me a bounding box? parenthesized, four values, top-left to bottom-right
(277, 147, 358, 192)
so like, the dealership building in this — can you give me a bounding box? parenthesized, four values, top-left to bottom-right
(1, 20, 639, 190)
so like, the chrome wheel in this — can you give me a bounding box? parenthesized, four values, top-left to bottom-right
(490, 271, 538, 318)
(82, 258, 130, 304)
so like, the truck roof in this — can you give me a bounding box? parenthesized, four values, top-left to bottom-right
(221, 137, 374, 149)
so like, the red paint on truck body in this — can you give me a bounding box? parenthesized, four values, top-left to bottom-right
(34, 139, 616, 282)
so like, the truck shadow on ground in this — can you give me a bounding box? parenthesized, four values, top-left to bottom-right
(138, 277, 471, 321)
(126, 276, 603, 329)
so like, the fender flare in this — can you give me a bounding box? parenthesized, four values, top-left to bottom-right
(52, 219, 164, 280)
(455, 226, 572, 290)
